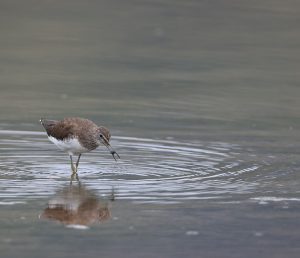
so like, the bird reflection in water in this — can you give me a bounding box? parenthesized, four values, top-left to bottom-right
(40, 179, 114, 227)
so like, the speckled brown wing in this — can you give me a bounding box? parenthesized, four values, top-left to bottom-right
(40, 118, 74, 140)
(41, 117, 101, 150)
(67, 118, 100, 150)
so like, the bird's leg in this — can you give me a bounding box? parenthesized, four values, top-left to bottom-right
(70, 172, 80, 184)
(70, 155, 77, 174)
(75, 154, 81, 170)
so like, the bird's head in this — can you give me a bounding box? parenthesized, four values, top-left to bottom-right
(97, 126, 120, 161)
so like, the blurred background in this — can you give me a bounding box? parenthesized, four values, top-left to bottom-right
(0, 0, 299, 140)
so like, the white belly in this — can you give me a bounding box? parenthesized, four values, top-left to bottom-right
(48, 136, 89, 155)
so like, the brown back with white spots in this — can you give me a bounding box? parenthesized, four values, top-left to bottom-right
(40, 117, 110, 151)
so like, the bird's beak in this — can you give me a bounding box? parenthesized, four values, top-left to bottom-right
(101, 137, 120, 161)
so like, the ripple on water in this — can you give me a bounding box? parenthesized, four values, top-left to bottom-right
(0, 130, 261, 203)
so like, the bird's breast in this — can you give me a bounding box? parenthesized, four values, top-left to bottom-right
(48, 136, 89, 155)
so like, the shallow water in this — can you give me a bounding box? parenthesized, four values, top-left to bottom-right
(1, 129, 300, 257)
(1, 0, 300, 257)
(0, 130, 259, 202)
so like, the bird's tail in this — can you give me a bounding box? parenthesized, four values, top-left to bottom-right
(40, 118, 58, 129)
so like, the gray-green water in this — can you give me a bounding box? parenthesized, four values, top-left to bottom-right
(1, 1, 300, 257)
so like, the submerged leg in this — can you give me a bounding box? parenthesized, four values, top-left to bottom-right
(70, 172, 80, 184)
(75, 154, 81, 170)
(69, 155, 77, 173)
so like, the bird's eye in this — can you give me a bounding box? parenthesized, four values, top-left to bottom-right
(100, 134, 103, 138)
